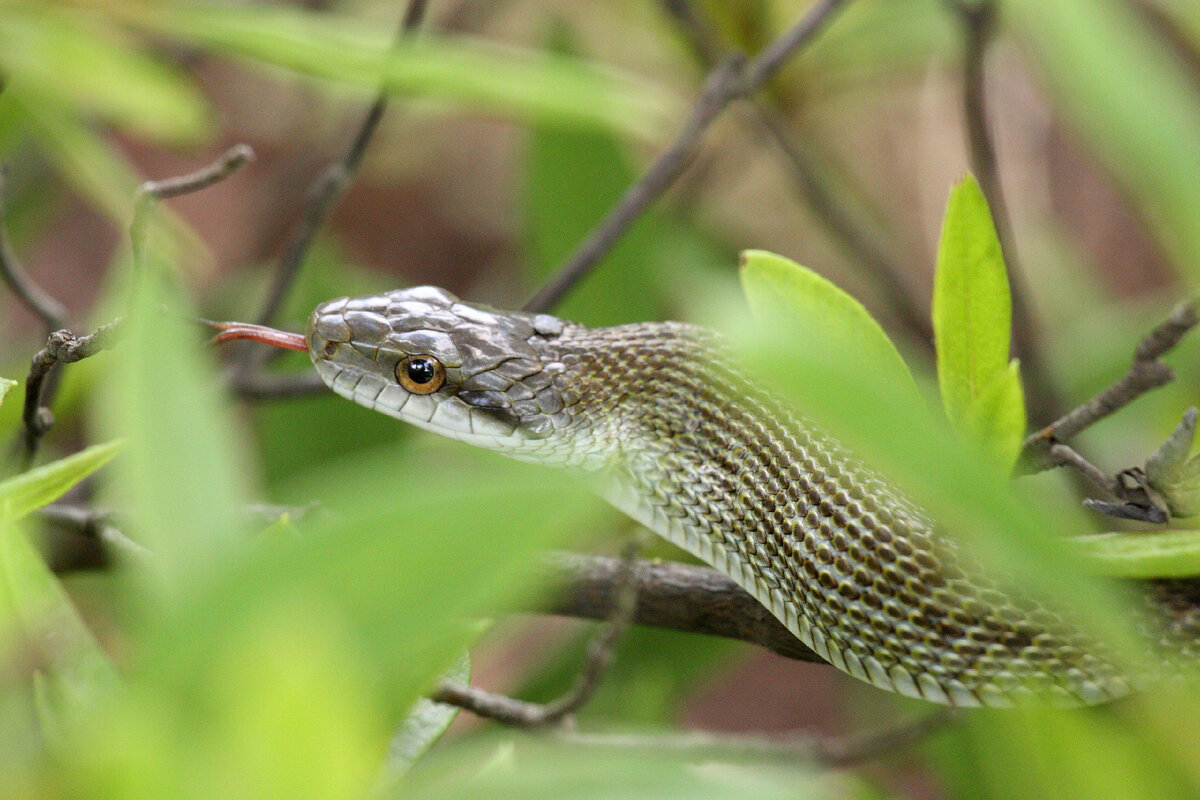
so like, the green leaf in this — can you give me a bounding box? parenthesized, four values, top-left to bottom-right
(0, 378, 15, 407)
(0, 7, 209, 143)
(381, 655, 469, 784)
(933, 175, 1026, 468)
(969, 359, 1026, 473)
(1071, 530, 1200, 579)
(403, 737, 856, 800)
(739, 249, 916, 399)
(0, 440, 123, 520)
(131, 3, 677, 142)
(1, 90, 206, 264)
(95, 276, 251, 596)
(0, 511, 116, 736)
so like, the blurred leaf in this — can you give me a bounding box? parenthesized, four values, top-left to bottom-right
(959, 707, 1196, 800)
(1006, 0, 1200, 282)
(0, 90, 205, 267)
(256, 513, 301, 543)
(132, 2, 678, 142)
(933, 175, 1025, 470)
(0, 511, 115, 739)
(381, 655, 469, 784)
(0, 7, 209, 143)
(95, 277, 251, 593)
(0, 379, 14, 408)
(739, 249, 916, 398)
(0, 440, 122, 520)
(402, 736, 855, 800)
(1071, 530, 1200, 578)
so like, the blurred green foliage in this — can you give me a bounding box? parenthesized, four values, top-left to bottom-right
(1, 0, 1200, 798)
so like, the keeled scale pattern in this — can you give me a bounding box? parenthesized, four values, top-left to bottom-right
(555, 321, 1136, 706)
(312, 287, 1198, 706)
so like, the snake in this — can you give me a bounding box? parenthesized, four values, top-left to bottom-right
(216, 286, 1200, 707)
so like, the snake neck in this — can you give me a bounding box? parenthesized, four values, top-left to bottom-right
(551, 321, 1137, 707)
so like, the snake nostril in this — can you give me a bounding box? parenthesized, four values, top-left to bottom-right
(322, 341, 339, 359)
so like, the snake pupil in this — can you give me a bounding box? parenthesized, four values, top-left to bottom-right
(406, 358, 435, 384)
(396, 354, 446, 394)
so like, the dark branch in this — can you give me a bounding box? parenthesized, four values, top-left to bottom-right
(432, 541, 644, 727)
(1023, 296, 1198, 471)
(252, 0, 430, 330)
(524, 0, 850, 314)
(136, 144, 256, 202)
(131, 144, 256, 274)
(0, 170, 68, 333)
(20, 320, 124, 468)
(231, 370, 328, 399)
(541, 553, 822, 663)
(656, 0, 933, 345)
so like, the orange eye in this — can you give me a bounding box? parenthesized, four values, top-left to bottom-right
(396, 355, 445, 394)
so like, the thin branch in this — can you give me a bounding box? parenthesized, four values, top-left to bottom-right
(656, 0, 933, 345)
(524, 0, 850, 313)
(131, 144, 256, 275)
(251, 0, 430, 330)
(559, 708, 957, 767)
(39, 502, 151, 561)
(431, 541, 644, 727)
(1023, 296, 1198, 470)
(20, 320, 124, 468)
(18, 146, 255, 469)
(0, 170, 68, 333)
(1046, 444, 1118, 495)
(137, 144, 257, 202)
(951, 0, 1062, 425)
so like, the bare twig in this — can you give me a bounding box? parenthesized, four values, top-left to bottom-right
(1046, 444, 1118, 495)
(39, 502, 151, 560)
(524, 0, 850, 313)
(1023, 296, 1199, 471)
(20, 320, 124, 468)
(137, 144, 257, 203)
(656, 0, 933, 345)
(559, 708, 957, 767)
(951, 0, 1061, 425)
(251, 0, 430, 330)
(131, 144, 256, 274)
(431, 541, 644, 727)
(0, 170, 67, 333)
(18, 146, 255, 468)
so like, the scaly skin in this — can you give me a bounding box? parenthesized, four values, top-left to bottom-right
(303, 285, 1195, 707)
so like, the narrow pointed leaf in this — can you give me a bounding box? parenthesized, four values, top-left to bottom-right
(0, 440, 123, 520)
(739, 249, 916, 399)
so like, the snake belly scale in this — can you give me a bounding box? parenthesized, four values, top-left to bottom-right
(303, 285, 1190, 707)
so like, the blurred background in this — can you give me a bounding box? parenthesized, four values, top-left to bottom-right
(2, 1, 1200, 798)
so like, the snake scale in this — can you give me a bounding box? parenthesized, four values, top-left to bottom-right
(229, 285, 1200, 707)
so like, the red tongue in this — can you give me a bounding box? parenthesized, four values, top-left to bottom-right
(207, 321, 307, 352)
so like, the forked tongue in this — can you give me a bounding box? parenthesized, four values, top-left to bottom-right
(206, 321, 307, 352)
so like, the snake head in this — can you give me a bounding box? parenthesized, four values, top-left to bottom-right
(307, 286, 576, 449)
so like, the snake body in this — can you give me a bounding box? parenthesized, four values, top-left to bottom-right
(305, 286, 1196, 707)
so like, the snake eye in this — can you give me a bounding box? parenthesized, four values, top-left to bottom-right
(396, 355, 445, 394)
